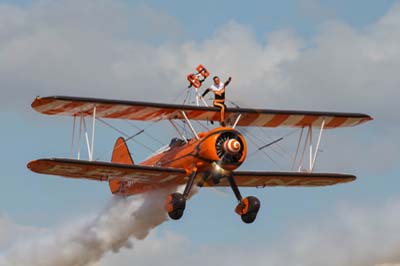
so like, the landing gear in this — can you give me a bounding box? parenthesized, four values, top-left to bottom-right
(235, 196, 260, 224)
(166, 169, 261, 224)
(227, 174, 260, 224)
(165, 169, 197, 220)
(165, 192, 186, 220)
(212, 171, 222, 184)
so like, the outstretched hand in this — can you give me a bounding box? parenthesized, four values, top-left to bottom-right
(224, 76, 232, 87)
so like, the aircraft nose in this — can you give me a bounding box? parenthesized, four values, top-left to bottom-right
(223, 139, 241, 154)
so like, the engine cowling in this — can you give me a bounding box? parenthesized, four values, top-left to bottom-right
(197, 129, 246, 171)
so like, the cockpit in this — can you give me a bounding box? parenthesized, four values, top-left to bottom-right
(169, 137, 186, 148)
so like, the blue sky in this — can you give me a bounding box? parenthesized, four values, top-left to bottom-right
(1, 0, 400, 265)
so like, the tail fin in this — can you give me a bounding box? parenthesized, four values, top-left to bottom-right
(109, 137, 134, 194)
(111, 137, 134, 164)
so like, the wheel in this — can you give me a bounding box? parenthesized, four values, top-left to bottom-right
(241, 211, 258, 224)
(169, 208, 185, 220)
(165, 192, 186, 220)
(235, 196, 260, 224)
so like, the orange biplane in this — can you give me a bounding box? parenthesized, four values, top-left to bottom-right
(28, 95, 372, 223)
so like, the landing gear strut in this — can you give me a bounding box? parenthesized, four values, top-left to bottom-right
(227, 174, 260, 224)
(165, 169, 197, 220)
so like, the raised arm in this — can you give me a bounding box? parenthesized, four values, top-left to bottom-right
(224, 77, 232, 87)
(201, 88, 211, 97)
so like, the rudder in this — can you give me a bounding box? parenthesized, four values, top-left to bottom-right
(109, 137, 134, 194)
(111, 137, 134, 164)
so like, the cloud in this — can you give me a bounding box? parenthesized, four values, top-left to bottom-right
(4, 195, 400, 266)
(2, 0, 399, 118)
(0, 215, 46, 250)
(0, 189, 177, 266)
(0, 0, 398, 172)
(1, 1, 400, 264)
(94, 198, 400, 266)
(2, 0, 400, 109)
(0, 0, 185, 109)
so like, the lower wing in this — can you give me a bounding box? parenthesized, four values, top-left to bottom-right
(27, 158, 187, 184)
(28, 158, 355, 190)
(210, 171, 356, 187)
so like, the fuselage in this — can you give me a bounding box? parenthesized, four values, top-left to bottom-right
(140, 127, 247, 173)
(111, 127, 247, 196)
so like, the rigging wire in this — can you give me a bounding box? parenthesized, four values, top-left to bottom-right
(291, 127, 304, 171)
(194, 120, 210, 131)
(245, 127, 286, 158)
(225, 101, 283, 165)
(181, 88, 193, 137)
(170, 86, 190, 105)
(182, 87, 192, 105)
(257, 126, 287, 154)
(94, 117, 156, 161)
(125, 120, 165, 145)
(236, 128, 283, 169)
(247, 128, 300, 158)
(227, 99, 288, 158)
(297, 127, 310, 172)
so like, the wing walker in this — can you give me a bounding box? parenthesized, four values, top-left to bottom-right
(28, 65, 373, 224)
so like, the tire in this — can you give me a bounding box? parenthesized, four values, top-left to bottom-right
(168, 208, 185, 220)
(241, 211, 258, 224)
(166, 193, 186, 220)
(246, 196, 260, 213)
(240, 196, 260, 224)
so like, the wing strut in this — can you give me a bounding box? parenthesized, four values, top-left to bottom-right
(294, 119, 326, 172)
(311, 119, 325, 171)
(232, 114, 242, 128)
(70, 115, 76, 157)
(77, 114, 83, 159)
(90, 105, 96, 160)
(308, 125, 312, 171)
(71, 105, 97, 161)
(169, 119, 188, 143)
(181, 111, 199, 140)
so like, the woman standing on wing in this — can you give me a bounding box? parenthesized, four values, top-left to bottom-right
(201, 76, 232, 126)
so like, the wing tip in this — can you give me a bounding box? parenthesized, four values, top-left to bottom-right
(27, 159, 44, 174)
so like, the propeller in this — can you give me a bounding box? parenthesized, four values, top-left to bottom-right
(215, 132, 244, 165)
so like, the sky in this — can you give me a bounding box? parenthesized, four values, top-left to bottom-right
(0, 0, 400, 265)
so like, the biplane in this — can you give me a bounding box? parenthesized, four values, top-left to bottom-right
(27, 93, 372, 224)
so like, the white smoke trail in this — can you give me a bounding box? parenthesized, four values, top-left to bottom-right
(0, 188, 179, 266)
(98, 197, 400, 266)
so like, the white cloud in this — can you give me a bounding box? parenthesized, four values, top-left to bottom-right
(100, 198, 400, 266)
(2, 0, 399, 119)
(4, 197, 400, 266)
(0, 215, 46, 250)
(0, 0, 397, 172)
(1, 1, 400, 264)
(0, 189, 177, 266)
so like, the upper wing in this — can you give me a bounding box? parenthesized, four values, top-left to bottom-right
(32, 96, 372, 128)
(209, 171, 356, 187)
(28, 158, 187, 183)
